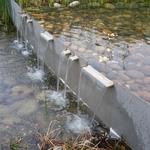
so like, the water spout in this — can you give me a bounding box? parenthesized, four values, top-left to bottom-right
(77, 70, 82, 114)
(64, 58, 70, 98)
(57, 50, 71, 92)
(21, 14, 28, 46)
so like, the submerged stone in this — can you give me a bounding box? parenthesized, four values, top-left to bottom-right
(2, 115, 21, 125)
(69, 1, 80, 8)
(0, 105, 9, 115)
(54, 3, 61, 8)
(104, 3, 115, 9)
(11, 85, 34, 97)
(126, 70, 144, 79)
(137, 91, 150, 101)
(88, 2, 100, 7)
(116, 2, 127, 9)
(17, 100, 37, 116)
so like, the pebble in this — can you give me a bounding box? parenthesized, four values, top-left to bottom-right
(11, 85, 34, 97)
(107, 71, 117, 80)
(118, 72, 130, 81)
(137, 91, 150, 102)
(2, 116, 21, 125)
(144, 77, 150, 84)
(104, 3, 115, 9)
(128, 83, 142, 91)
(143, 56, 150, 65)
(107, 61, 122, 70)
(69, 1, 80, 7)
(142, 66, 150, 76)
(54, 3, 61, 8)
(16, 99, 37, 116)
(125, 53, 144, 63)
(124, 62, 141, 71)
(126, 70, 144, 79)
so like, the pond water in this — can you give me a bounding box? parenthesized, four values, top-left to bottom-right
(0, 30, 105, 149)
(26, 7, 150, 102)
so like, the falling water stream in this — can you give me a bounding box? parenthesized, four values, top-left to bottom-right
(77, 69, 83, 114)
(64, 58, 70, 98)
(57, 53, 63, 92)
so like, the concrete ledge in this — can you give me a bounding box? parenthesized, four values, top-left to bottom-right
(83, 65, 114, 88)
(10, 1, 150, 149)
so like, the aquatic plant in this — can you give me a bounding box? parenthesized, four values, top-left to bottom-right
(16, 0, 29, 7)
(0, 0, 12, 30)
(10, 137, 28, 150)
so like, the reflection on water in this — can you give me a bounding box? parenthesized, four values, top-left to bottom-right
(27, 7, 150, 40)
(26, 7, 150, 101)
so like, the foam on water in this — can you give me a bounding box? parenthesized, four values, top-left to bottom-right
(22, 50, 30, 56)
(66, 114, 90, 134)
(13, 40, 24, 50)
(48, 91, 67, 108)
(27, 68, 44, 81)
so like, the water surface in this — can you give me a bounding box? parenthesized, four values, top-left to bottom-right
(26, 7, 150, 102)
(0, 31, 100, 149)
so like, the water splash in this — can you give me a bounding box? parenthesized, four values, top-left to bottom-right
(13, 40, 24, 50)
(77, 70, 83, 114)
(22, 50, 30, 56)
(64, 58, 70, 98)
(57, 55, 62, 92)
(66, 114, 90, 134)
(48, 91, 67, 108)
(27, 68, 44, 81)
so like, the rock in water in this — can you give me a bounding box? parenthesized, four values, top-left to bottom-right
(54, 3, 61, 8)
(69, 1, 80, 7)
(104, 3, 115, 9)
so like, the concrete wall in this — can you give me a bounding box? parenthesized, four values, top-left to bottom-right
(10, 1, 150, 149)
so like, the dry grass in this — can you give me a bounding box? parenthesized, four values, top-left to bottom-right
(36, 121, 64, 150)
(36, 121, 131, 150)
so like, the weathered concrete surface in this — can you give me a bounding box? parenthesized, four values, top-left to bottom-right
(10, 1, 150, 149)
